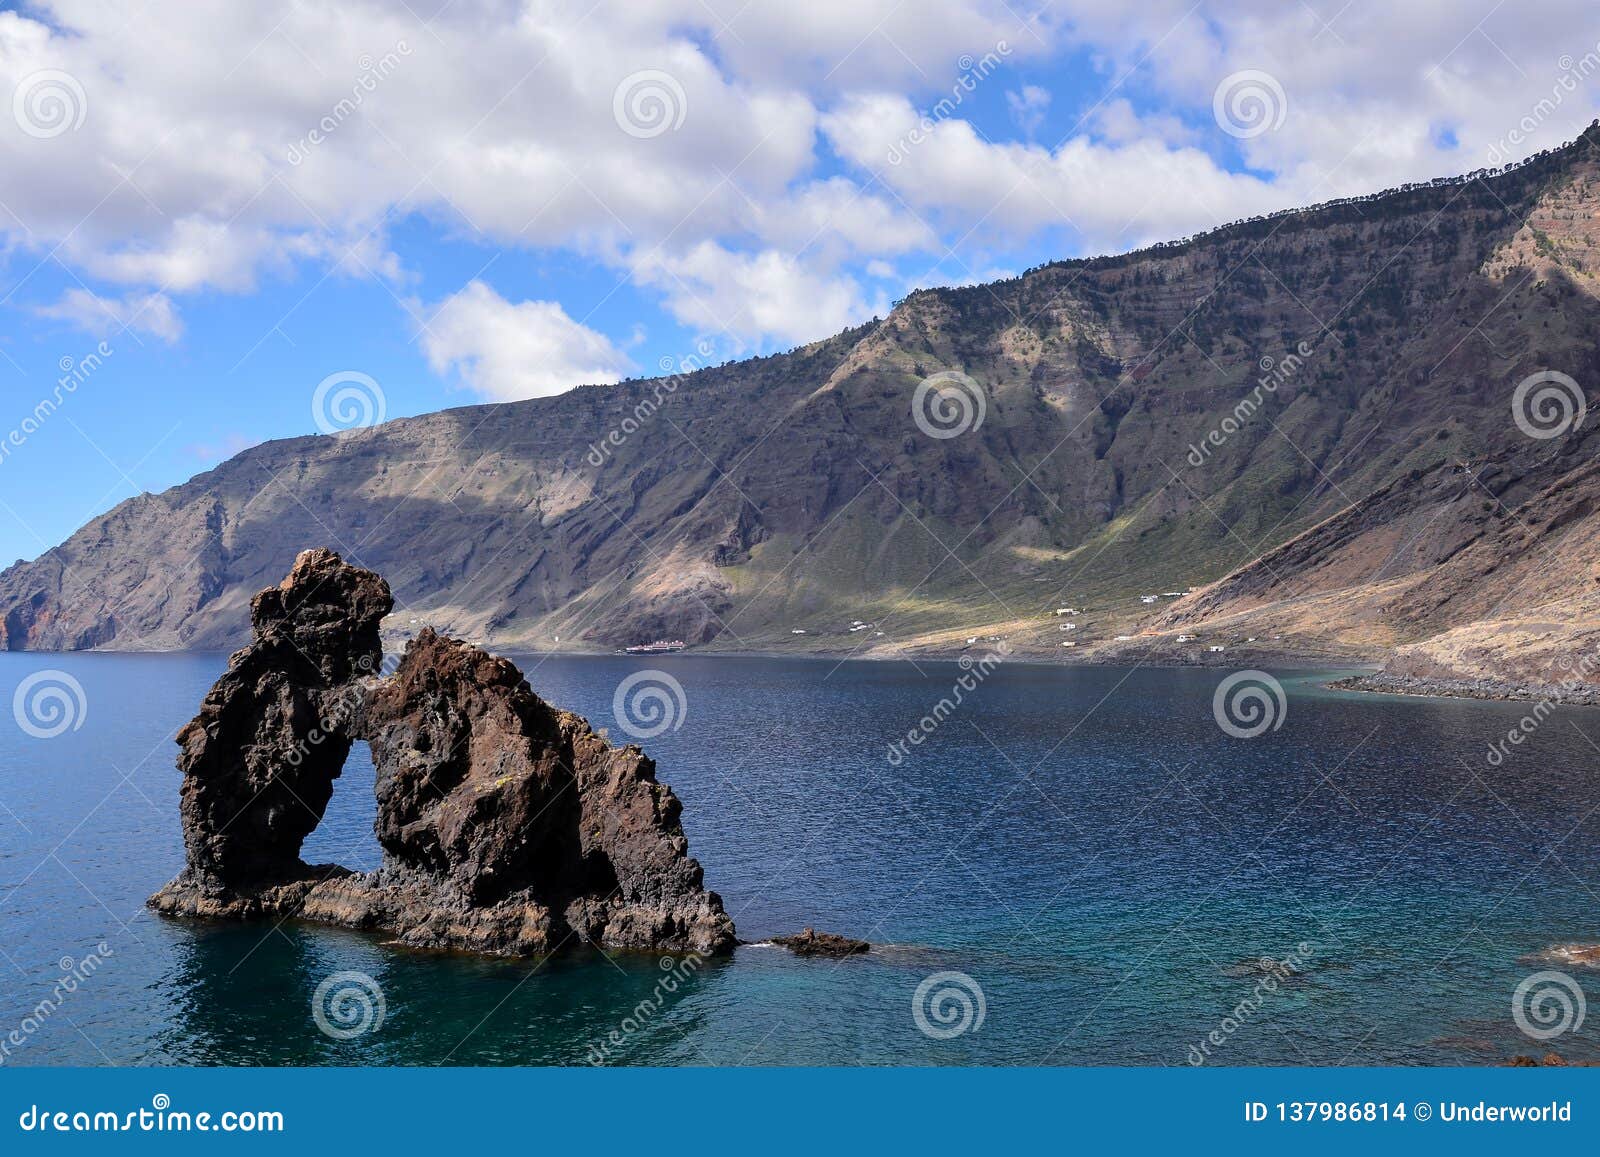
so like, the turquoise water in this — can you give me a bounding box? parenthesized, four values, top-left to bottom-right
(1, 651, 1597, 1066)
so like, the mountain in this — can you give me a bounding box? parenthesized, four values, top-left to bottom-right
(5, 123, 1600, 700)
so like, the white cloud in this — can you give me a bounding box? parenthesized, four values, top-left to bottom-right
(36, 288, 183, 342)
(746, 179, 935, 262)
(1006, 85, 1051, 134)
(1, 0, 1599, 354)
(1091, 98, 1198, 148)
(2, 1, 1005, 348)
(419, 280, 634, 402)
(631, 242, 885, 348)
(1049, 0, 1600, 183)
(823, 93, 1290, 253)
(633, 0, 1051, 91)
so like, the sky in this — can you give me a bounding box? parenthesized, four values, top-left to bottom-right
(0, 0, 1598, 567)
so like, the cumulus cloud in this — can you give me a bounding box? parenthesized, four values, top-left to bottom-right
(36, 288, 183, 342)
(1, 0, 1598, 364)
(2, 1, 1031, 354)
(1091, 98, 1198, 148)
(631, 243, 886, 349)
(823, 93, 1290, 252)
(419, 280, 634, 401)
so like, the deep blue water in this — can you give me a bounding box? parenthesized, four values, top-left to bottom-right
(1, 651, 1598, 1066)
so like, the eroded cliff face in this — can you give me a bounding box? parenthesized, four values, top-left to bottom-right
(149, 549, 735, 957)
(8, 125, 1600, 667)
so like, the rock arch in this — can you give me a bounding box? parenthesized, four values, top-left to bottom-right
(149, 549, 735, 957)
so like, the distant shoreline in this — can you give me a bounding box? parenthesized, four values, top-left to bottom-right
(1328, 670, 1600, 709)
(0, 640, 1379, 677)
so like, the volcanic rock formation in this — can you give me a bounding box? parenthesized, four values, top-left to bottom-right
(149, 548, 735, 957)
(771, 928, 870, 957)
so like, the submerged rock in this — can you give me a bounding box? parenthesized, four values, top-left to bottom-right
(771, 928, 870, 957)
(150, 549, 734, 957)
(1522, 943, 1600, 969)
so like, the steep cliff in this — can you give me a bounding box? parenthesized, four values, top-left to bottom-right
(7, 125, 1600, 687)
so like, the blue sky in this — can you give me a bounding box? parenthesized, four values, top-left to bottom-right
(2, 0, 1598, 566)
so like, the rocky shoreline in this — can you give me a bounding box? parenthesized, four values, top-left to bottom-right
(1328, 671, 1600, 708)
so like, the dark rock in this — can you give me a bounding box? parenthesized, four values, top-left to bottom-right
(163, 547, 391, 893)
(150, 551, 734, 957)
(771, 928, 870, 957)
